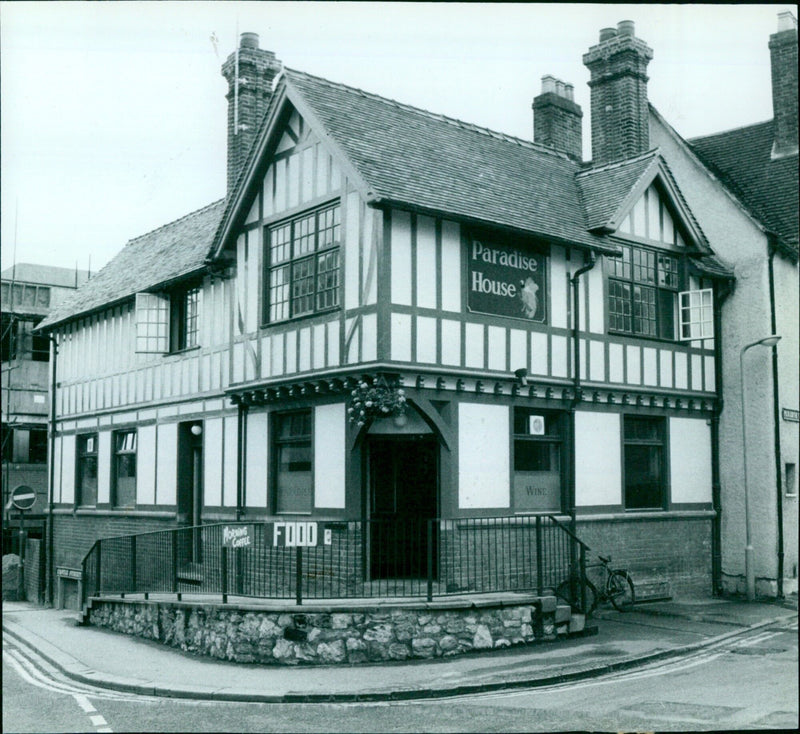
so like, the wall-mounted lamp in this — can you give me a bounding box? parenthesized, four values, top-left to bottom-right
(514, 367, 528, 387)
(190, 424, 203, 436)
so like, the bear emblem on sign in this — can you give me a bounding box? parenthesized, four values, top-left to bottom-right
(520, 277, 539, 319)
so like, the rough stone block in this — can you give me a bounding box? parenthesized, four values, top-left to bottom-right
(473, 624, 493, 649)
(411, 637, 438, 658)
(555, 604, 571, 623)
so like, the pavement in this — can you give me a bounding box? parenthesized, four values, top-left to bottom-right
(2, 595, 797, 703)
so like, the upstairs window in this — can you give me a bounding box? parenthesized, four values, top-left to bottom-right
(264, 204, 341, 323)
(135, 284, 202, 354)
(607, 245, 681, 340)
(170, 285, 200, 352)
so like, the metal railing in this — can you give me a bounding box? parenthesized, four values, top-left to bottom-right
(80, 514, 587, 609)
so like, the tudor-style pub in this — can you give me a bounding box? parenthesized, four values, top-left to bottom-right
(38, 19, 796, 607)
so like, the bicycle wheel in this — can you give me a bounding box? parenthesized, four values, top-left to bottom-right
(556, 578, 598, 614)
(608, 570, 635, 611)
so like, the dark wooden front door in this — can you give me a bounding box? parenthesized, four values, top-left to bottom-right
(369, 437, 438, 579)
(177, 422, 203, 563)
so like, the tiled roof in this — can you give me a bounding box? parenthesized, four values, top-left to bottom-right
(1, 264, 92, 289)
(282, 69, 616, 253)
(38, 200, 225, 330)
(690, 121, 799, 258)
(576, 150, 660, 231)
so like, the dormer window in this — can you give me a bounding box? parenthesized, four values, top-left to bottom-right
(607, 244, 681, 340)
(263, 203, 341, 324)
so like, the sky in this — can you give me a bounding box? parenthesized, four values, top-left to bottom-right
(0, 2, 793, 275)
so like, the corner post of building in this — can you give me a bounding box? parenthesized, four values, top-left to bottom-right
(221, 545, 228, 604)
(46, 330, 59, 606)
(235, 396, 248, 521)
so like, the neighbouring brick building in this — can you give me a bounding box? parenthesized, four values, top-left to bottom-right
(2, 264, 91, 551)
(37, 17, 795, 604)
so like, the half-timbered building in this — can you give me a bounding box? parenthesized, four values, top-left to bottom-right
(40, 22, 754, 601)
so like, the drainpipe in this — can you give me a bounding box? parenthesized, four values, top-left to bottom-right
(568, 251, 598, 533)
(235, 400, 248, 521)
(46, 332, 58, 606)
(711, 280, 732, 596)
(767, 237, 784, 599)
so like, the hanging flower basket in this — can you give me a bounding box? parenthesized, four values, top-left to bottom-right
(348, 379, 406, 427)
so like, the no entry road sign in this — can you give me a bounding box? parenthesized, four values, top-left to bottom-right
(11, 485, 37, 511)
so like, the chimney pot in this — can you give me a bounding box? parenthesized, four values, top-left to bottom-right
(555, 80, 566, 98)
(564, 83, 575, 101)
(240, 32, 260, 49)
(541, 75, 557, 94)
(599, 27, 617, 42)
(777, 11, 797, 32)
(617, 20, 635, 37)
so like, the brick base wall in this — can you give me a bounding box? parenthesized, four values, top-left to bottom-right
(53, 514, 177, 570)
(575, 515, 712, 598)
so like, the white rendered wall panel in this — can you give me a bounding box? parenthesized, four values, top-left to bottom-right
(53, 437, 63, 503)
(223, 416, 238, 507)
(313, 324, 326, 370)
(531, 331, 548, 375)
(660, 350, 673, 389)
(488, 326, 506, 371)
(314, 403, 346, 509)
(246, 230, 260, 333)
(203, 418, 223, 507)
(587, 265, 605, 334)
(416, 316, 437, 364)
(575, 411, 621, 506)
(363, 209, 379, 306)
(550, 247, 568, 329)
(458, 403, 510, 508)
(643, 347, 658, 386)
(391, 313, 412, 362)
(391, 211, 412, 305)
(155, 423, 178, 505)
(674, 352, 688, 390)
(327, 320, 340, 367)
(704, 356, 715, 393)
(465, 322, 484, 369)
(691, 354, 703, 392)
(551, 335, 567, 378)
(589, 340, 605, 382)
(362, 313, 377, 362)
(97, 431, 112, 504)
(137, 425, 156, 505)
(60, 435, 76, 504)
(510, 329, 527, 373)
(670, 418, 712, 504)
(626, 345, 641, 385)
(345, 191, 361, 310)
(441, 319, 461, 366)
(285, 331, 297, 374)
(440, 220, 461, 313)
(416, 215, 437, 309)
(299, 327, 311, 372)
(245, 411, 269, 508)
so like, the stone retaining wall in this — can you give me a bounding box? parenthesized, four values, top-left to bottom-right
(87, 597, 563, 665)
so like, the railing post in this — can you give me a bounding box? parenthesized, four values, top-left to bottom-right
(536, 516, 543, 595)
(221, 545, 228, 604)
(579, 543, 587, 614)
(171, 531, 178, 598)
(130, 535, 137, 595)
(95, 542, 102, 597)
(427, 520, 434, 602)
(296, 546, 303, 606)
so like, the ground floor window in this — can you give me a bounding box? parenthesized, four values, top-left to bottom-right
(113, 430, 137, 507)
(76, 433, 98, 506)
(273, 410, 312, 513)
(623, 416, 666, 509)
(512, 409, 565, 512)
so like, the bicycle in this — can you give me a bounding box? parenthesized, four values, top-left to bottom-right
(556, 554, 635, 614)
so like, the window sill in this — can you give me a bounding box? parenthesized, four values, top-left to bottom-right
(165, 345, 201, 357)
(261, 306, 341, 330)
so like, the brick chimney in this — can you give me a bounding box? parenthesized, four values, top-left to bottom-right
(583, 20, 654, 165)
(532, 75, 583, 160)
(769, 12, 798, 157)
(221, 33, 282, 195)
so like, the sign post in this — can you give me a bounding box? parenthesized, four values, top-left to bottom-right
(11, 485, 36, 600)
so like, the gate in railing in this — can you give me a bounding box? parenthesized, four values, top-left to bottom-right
(81, 514, 588, 609)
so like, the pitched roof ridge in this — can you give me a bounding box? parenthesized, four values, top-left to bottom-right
(284, 67, 574, 162)
(689, 119, 773, 144)
(576, 148, 660, 177)
(125, 198, 225, 247)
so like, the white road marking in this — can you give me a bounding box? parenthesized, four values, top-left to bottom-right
(74, 694, 97, 713)
(90, 714, 108, 726)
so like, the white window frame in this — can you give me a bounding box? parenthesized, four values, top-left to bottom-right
(678, 288, 714, 341)
(135, 292, 169, 353)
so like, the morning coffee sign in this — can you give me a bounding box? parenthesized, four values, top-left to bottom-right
(468, 239, 547, 322)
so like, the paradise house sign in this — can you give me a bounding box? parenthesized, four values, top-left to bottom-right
(468, 238, 547, 322)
